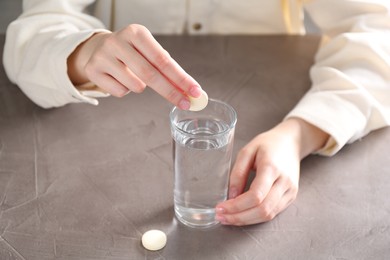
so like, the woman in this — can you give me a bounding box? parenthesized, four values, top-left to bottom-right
(3, 0, 390, 226)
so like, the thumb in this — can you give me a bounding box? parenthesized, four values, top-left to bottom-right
(228, 144, 257, 199)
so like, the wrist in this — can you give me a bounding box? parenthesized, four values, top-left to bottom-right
(278, 118, 329, 159)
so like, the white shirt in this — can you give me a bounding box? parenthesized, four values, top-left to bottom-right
(93, 0, 299, 34)
(3, 0, 390, 156)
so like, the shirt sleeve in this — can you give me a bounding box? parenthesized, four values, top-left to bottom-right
(3, 0, 110, 108)
(285, 0, 390, 156)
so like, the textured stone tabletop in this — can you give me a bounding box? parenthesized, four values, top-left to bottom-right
(1, 34, 389, 259)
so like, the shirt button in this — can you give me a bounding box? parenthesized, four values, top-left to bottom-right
(193, 23, 202, 31)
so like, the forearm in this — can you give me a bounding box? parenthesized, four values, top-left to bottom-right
(277, 118, 329, 159)
(296, 0, 390, 155)
(3, 0, 107, 108)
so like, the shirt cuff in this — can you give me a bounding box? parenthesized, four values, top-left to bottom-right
(285, 91, 366, 156)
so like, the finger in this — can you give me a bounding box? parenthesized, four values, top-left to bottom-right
(218, 190, 293, 226)
(271, 189, 296, 217)
(84, 51, 136, 96)
(217, 179, 288, 226)
(228, 145, 257, 199)
(116, 41, 190, 109)
(90, 73, 129, 97)
(128, 26, 202, 97)
(246, 188, 296, 225)
(105, 58, 146, 93)
(217, 164, 277, 214)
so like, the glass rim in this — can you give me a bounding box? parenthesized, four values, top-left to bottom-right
(169, 98, 237, 138)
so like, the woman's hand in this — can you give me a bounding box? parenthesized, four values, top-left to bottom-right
(215, 118, 329, 226)
(67, 24, 201, 110)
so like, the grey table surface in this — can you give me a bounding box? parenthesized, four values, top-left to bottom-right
(1, 34, 390, 260)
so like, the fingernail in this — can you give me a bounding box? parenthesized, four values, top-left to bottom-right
(216, 207, 225, 214)
(178, 99, 191, 110)
(228, 187, 238, 199)
(189, 85, 202, 98)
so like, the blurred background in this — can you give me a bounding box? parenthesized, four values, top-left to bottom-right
(0, 0, 22, 34)
(0, 0, 320, 35)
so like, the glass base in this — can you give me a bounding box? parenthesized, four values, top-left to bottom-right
(174, 206, 220, 229)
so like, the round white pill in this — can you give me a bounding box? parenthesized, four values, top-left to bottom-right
(189, 89, 208, 111)
(141, 230, 167, 251)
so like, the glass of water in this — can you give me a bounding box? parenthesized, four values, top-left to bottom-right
(169, 99, 237, 228)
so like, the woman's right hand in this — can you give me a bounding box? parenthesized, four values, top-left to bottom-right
(67, 24, 202, 110)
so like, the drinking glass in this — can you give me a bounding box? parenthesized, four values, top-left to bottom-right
(170, 99, 237, 228)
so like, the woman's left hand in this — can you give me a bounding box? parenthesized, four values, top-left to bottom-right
(215, 118, 328, 226)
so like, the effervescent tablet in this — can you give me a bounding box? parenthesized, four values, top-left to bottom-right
(189, 89, 208, 111)
(141, 229, 167, 251)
